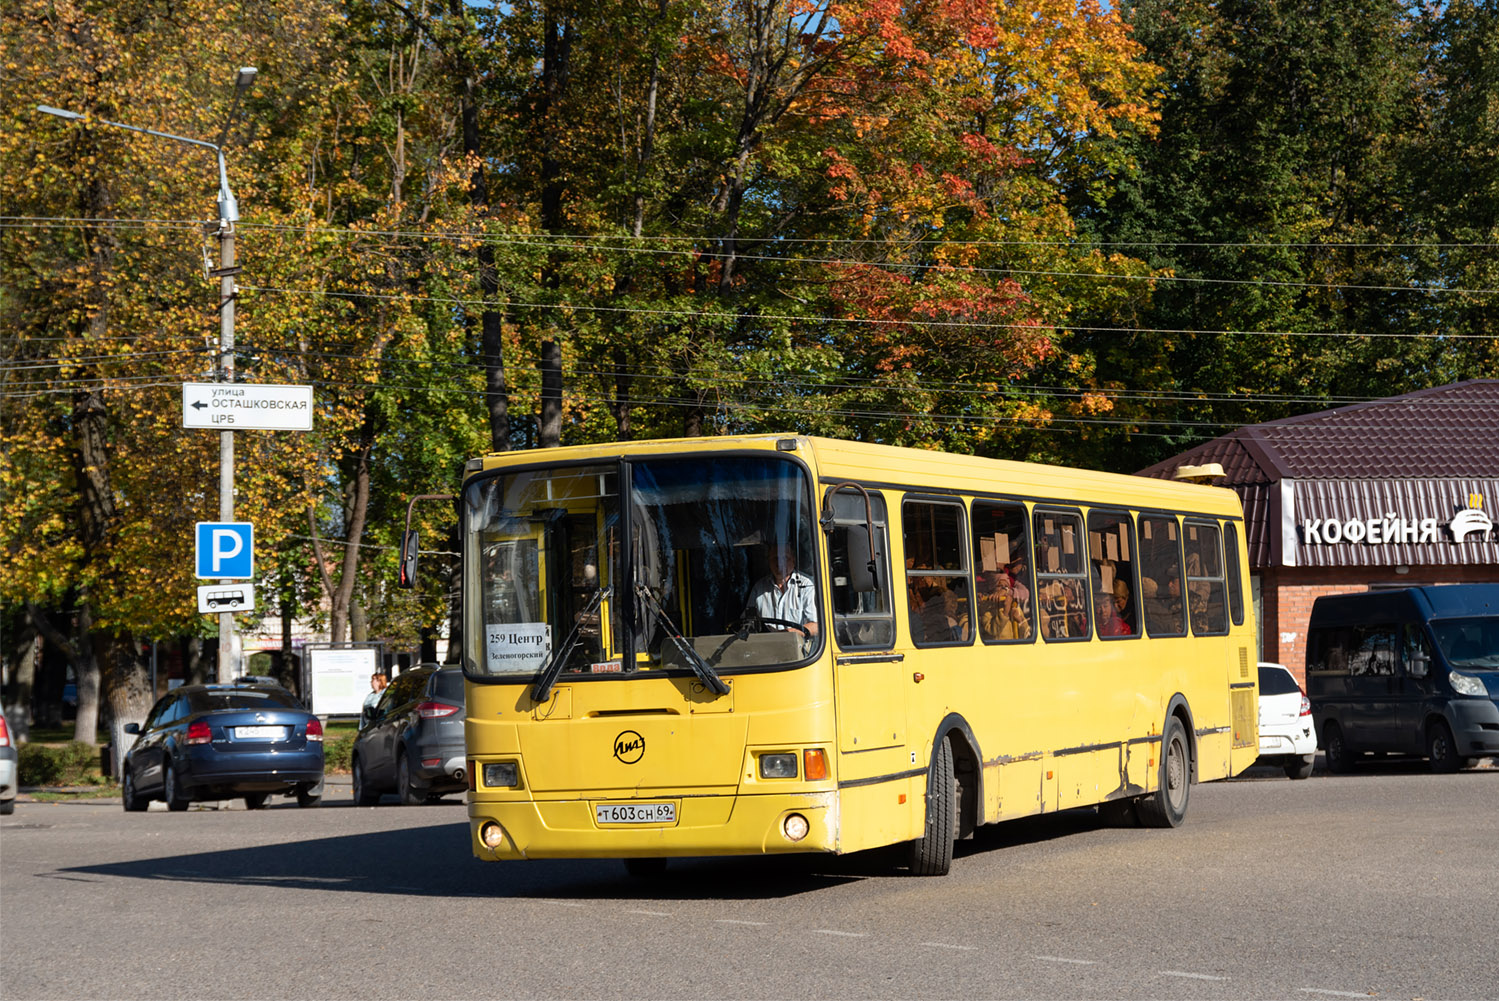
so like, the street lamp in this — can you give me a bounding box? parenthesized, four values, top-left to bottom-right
(37, 67, 258, 684)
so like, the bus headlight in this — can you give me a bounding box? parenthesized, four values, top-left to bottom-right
(759, 753, 797, 779)
(483, 762, 519, 788)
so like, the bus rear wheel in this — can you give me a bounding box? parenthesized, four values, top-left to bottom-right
(907, 736, 955, 876)
(1138, 716, 1189, 829)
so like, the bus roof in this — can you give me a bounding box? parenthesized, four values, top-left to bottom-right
(467, 434, 1244, 518)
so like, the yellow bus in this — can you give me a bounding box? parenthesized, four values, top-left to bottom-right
(411, 434, 1257, 876)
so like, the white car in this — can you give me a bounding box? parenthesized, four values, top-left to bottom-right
(0, 712, 17, 815)
(1258, 662, 1317, 779)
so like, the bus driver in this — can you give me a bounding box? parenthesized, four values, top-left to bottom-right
(745, 544, 819, 639)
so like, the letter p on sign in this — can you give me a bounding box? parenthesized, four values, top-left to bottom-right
(196, 522, 254, 579)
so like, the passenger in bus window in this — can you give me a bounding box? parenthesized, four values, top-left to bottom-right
(1095, 574, 1132, 637)
(1145, 566, 1183, 633)
(745, 544, 819, 638)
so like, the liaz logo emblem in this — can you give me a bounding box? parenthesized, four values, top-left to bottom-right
(613, 730, 645, 764)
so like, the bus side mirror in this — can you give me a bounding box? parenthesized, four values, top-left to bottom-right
(399, 530, 420, 588)
(845, 528, 878, 593)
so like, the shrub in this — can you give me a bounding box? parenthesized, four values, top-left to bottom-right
(18, 741, 106, 786)
(323, 732, 355, 774)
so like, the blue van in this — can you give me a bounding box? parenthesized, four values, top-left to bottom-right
(1305, 584, 1499, 772)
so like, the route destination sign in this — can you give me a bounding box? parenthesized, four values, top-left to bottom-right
(182, 382, 314, 431)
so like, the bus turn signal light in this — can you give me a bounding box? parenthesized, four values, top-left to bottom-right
(803, 748, 828, 781)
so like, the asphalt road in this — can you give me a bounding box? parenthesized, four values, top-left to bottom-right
(2, 763, 1496, 1000)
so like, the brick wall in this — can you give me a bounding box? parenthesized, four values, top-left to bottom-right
(1259, 564, 1499, 686)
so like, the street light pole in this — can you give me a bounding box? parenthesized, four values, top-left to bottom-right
(38, 67, 257, 684)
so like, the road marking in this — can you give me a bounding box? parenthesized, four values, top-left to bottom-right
(627, 909, 672, 917)
(1162, 971, 1229, 981)
(814, 929, 867, 937)
(716, 919, 767, 926)
(922, 942, 978, 951)
(537, 900, 586, 908)
(1035, 956, 1096, 965)
(1298, 990, 1373, 998)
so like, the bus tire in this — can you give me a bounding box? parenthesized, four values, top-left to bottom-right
(906, 736, 955, 876)
(1137, 716, 1189, 829)
(1426, 720, 1460, 774)
(1322, 721, 1352, 774)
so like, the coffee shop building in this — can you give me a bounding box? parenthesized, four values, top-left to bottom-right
(1137, 380, 1499, 685)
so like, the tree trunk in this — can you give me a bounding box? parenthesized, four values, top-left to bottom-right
(102, 635, 151, 777)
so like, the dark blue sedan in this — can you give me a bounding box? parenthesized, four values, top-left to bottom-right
(121, 684, 325, 811)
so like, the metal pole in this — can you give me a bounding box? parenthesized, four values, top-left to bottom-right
(217, 220, 236, 683)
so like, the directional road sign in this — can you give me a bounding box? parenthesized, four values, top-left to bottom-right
(196, 521, 254, 579)
(182, 382, 313, 431)
(197, 583, 256, 614)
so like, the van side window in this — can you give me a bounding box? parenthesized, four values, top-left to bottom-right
(903, 500, 972, 646)
(1350, 626, 1399, 676)
(1183, 520, 1228, 635)
(828, 489, 894, 650)
(972, 500, 1034, 644)
(1139, 515, 1185, 637)
(1033, 510, 1090, 641)
(1224, 523, 1245, 626)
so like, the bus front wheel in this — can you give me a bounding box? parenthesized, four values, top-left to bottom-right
(907, 736, 955, 876)
(1137, 716, 1189, 829)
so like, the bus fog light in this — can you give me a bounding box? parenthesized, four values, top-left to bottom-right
(759, 753, 797, 779)
(479, 822, 507, 849)
(484, 762, 519, 788)
(782, 813, 810, 841)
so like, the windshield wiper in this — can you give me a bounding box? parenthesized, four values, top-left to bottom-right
(532, 586, 611, 704)
(634, 582, 730, 696)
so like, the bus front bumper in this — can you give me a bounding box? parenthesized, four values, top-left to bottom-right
(468, 790, 837, 860)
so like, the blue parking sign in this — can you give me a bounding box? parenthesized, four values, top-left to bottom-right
(196, 522, 254, 579)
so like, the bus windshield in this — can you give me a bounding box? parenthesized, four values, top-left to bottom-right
(463, 454, 820, 681)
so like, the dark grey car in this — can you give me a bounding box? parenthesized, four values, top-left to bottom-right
(350, 665, 466, 805)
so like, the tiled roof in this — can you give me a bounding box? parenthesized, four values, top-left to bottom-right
(1138, 380, 1499, 483)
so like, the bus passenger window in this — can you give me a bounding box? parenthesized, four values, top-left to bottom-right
(1224, 522, 1245, 626)
(1183, 521, 1228, 635)
(1087, 510, 1138, 640)
(1139, 515, 1186, 637)
(1033, 510, 1089, 641)
(903, 500, 972, 646)
(972, 501, 1033, 643)
(827, 489, 894, 649)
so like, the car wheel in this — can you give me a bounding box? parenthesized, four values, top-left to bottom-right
(1426, 720, 1460, 774)
(1322, 721, 1352, 774)
(1138, 715, 1190, 828)
(0, 799, 13, 816)
(623, 858, 667, 877)
(295, 782, 322, 808)
(163, 764, 191, 812)
(398, 754, 424, 806)
(351, 756, 379, 806)
(906, 735, 956, 876)
(1285, 754, 1315, 780)
(121, 768, 148, 812)
(243, 792, 269, 810)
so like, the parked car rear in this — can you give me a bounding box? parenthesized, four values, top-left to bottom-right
(1256, 662, 1317, 779)
(0, 713, 17, 815)
(121, 683, 325, 811)
(1306, 584, 1499, 773)
(351, 665, 465, 805)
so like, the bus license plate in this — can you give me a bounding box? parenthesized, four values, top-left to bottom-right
(595, 802, 676, 825)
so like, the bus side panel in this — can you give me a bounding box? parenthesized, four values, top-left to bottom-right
(833, 776, 923, 854)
